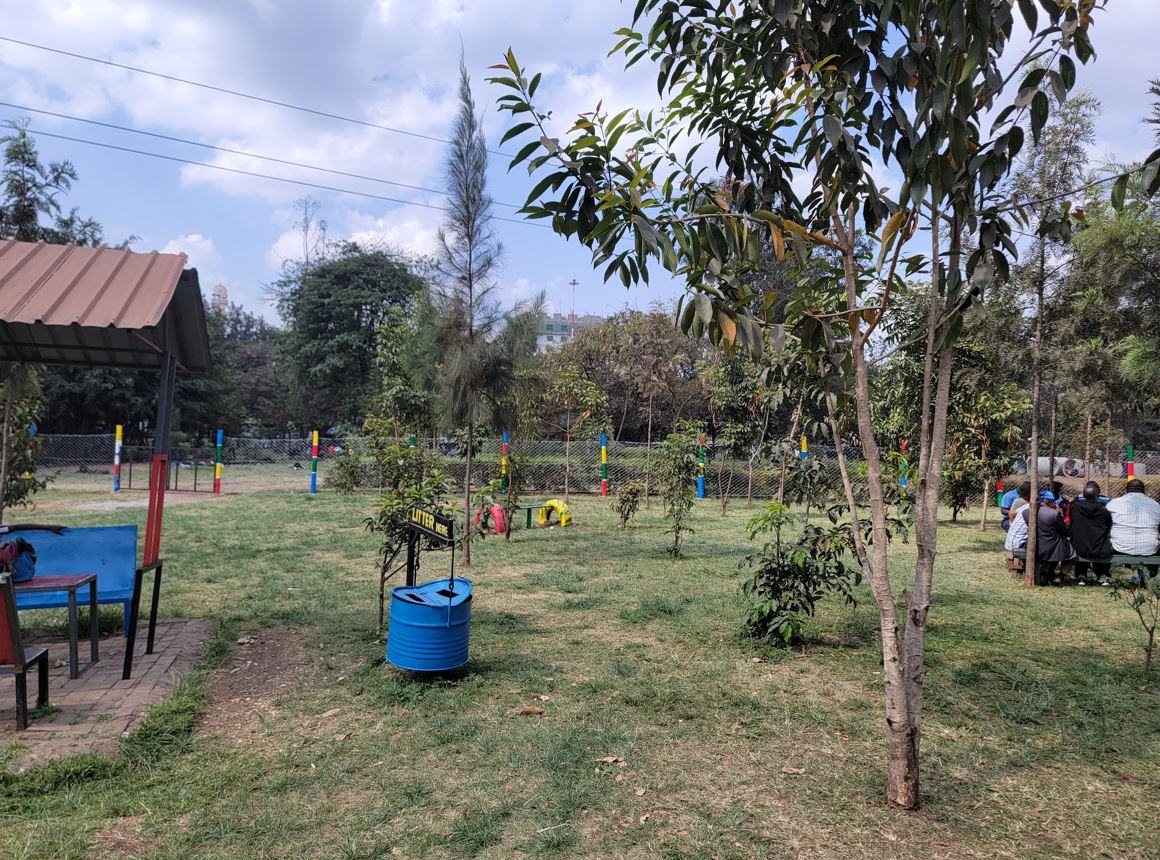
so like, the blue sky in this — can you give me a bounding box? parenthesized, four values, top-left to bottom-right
(1, 0, 1157, 324)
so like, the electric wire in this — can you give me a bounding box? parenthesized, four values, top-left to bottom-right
(0, 100, 522, 208)
(0, 36, 512, 157)
(20, 127, 542, 227)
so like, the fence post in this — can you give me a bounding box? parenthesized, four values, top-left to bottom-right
(214, 429, 223, 494)
(501, 431, 509, 494)
(310, 430, 319, 495)
(697, 436, 706, 499)
(1127, 442, 1135, 479)
(113, 424, 122, 493)
(899, 438, 908, 496)
(600, 433, 608, 496)
(800, 434, 808, 463)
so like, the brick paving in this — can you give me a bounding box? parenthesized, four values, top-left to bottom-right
(0, 619, 211, 768)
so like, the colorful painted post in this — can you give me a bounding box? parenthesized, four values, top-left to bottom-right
(800, 434, 808, 462)
(996, 477, 1004, 507)
(409, 431, 416, 448)
(213, 429, 224, 495)
(310, 430, 319, 495)
(697, 437, 706, 499)
(899, 439, 908, 495)
(600, 433, 608, 496)
(1126, 443, 1136, 479)
(501, 431, 509, 494)
(113, 424, 122, 493)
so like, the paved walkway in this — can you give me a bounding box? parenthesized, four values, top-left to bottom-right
(1, 619, 211, 768)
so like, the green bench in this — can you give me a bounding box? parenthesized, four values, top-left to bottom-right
(1010, 549, 1160, 568)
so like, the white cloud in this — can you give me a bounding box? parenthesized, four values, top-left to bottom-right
(161, 232, 224, 284)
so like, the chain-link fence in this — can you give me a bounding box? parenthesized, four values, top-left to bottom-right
(31, 432, 1159, 506)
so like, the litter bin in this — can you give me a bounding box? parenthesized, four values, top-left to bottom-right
(386, 577, 473, 672)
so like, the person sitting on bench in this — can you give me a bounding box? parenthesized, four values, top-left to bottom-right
(1070, 481, 1113, 585)
(1107, 479, 1160, 573)
(1024, 490, 1076, 585)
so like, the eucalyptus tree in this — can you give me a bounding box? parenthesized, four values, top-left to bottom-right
(493, 0, 1107, 808)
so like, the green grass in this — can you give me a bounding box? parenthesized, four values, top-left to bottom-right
(1, 489, 1158, 859)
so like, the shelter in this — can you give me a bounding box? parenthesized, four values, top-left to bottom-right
(0, 238, 211, 563)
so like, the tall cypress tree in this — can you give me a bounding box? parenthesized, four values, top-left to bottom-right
(430, 56, 542, 565)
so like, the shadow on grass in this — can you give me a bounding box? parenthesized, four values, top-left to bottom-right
(928, 643, 1160, 771)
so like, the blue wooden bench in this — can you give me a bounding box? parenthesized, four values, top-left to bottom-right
(10, 525, 163, 679)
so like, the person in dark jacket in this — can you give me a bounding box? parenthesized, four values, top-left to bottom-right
(1030, 490, 1075, 584)
(1069, 481, 1113, 585)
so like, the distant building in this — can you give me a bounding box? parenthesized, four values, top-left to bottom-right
(536, 312, 603, 352)
(211, 283, 228, 312)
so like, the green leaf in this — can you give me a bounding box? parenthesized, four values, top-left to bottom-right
(500, 122, 534, 145)
(694, 292, 713, 326)
(511, 139, 541, 167)
(1016, 0, 1037, 31)
(1111, 173, 1128, 211)
(1030, 91, 1049, 145)
(1058, 55, 1076, 91)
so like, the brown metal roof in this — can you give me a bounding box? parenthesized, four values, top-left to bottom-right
(0, 240, 211, 373)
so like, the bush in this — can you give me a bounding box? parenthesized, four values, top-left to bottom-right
(363, 444, 452, 631)
(739, 503, 862, 647)
(611, 480, 642, 528)
(326, 447, 367, 494)
(657, 423, 701, 557)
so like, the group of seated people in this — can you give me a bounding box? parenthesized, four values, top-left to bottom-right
(1001, 479, 1160, 585)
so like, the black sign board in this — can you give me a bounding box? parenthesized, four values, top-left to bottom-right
(408, 506, 455, 545)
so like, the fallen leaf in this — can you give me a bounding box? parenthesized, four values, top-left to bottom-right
(634, 787, 647, 796)
(318, 708, 341, 720)
(517, 706, 545, 717)
(781, 766, 806, 775)
(614, 773, 625, 783)
(597, 755, 625, 764)
(333, 732, 350, 741)
(533, 694, 550, 702)
(508, 688, 521, 694)
(751, 657, 764, 663)
(639, 813, 650, 823)
(1119, 774, 1138, 782)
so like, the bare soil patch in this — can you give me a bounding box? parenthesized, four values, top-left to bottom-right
(201, 627, 318, 745)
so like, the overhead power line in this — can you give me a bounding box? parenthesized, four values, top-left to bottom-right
(0, 35, 512, 157)
(0, 100, 521, 208)
(19, 127, 542, 227)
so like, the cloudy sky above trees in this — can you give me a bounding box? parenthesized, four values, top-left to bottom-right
(0, 0, 1156, 321)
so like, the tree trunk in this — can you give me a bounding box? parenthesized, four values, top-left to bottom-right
(463, 423, 473, 567)
(0, 376, 14, 526)
(1025, 241, 1046, 588)
(748, 406, 770, 504)
(644, 394, 653, 509)
(778, 400, 803, 506)
(1106, 414, 1113, 480)
(980, 478, 991, 532)
(1083, 411, 1092, 481)
(1048, 387, 1058, 488)
(564, 424, 572, 502)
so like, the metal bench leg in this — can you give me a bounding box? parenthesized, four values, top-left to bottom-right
(36, 652, 49, 709)
(123, 568, 143, 680)
(146, 563, 163, 654)
(14, 669, 28, 730)
(67, 589, 79, 680)
(89, 579, 100, 665)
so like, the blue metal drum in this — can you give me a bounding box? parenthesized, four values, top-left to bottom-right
(386, 577, 473, 672)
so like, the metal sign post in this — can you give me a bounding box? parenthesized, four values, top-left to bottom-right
(405, 507, 455, 587)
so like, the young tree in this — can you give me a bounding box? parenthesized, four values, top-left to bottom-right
(434, 56, 542, 565)
(493, 0, 1108, 808)
(1007, 92, 1099, 584)
(539, 363, 608, 500)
